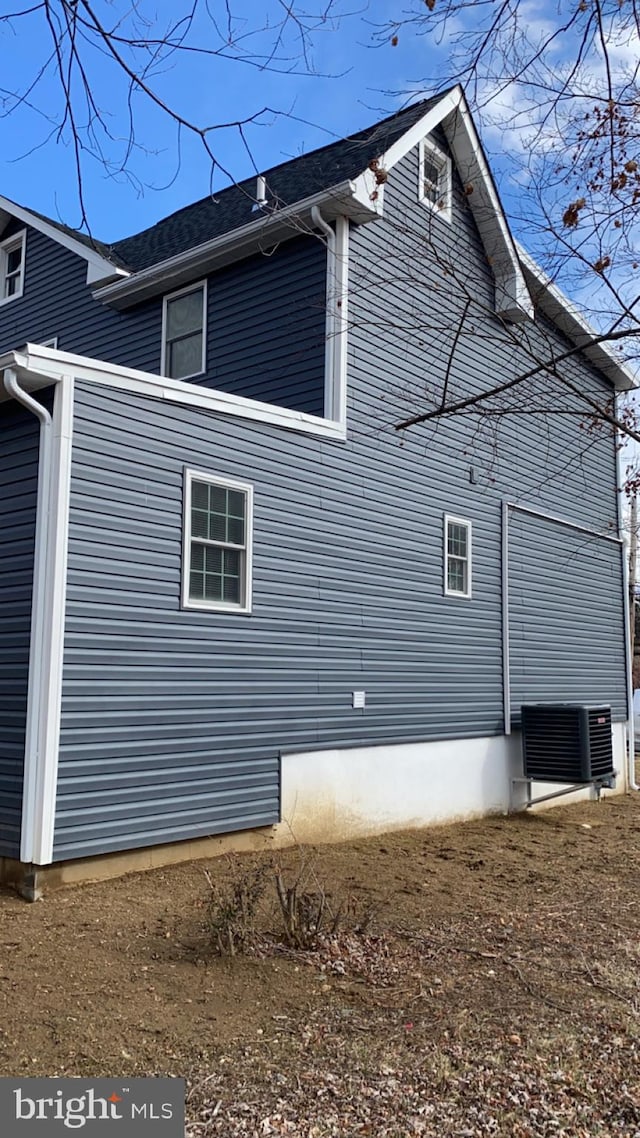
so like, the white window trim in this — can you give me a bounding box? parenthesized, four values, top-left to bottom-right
(418, 138, 452, 223)
(161, 280, 207, 380)
(182, 467, 254, 615)
(41, 337, 59, 349)
(444, 514, 472, 599)
(0, 229, 26, 304)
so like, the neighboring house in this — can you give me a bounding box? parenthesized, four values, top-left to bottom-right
(0, 85, 635, 894)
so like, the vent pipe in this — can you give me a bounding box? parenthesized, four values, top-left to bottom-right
(253, 175, 268, 210)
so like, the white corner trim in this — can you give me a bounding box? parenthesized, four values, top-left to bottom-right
(0, 195, 127, 286)
(8, 372, 72, 865)
(516, 242, 637, 391)
(333, 216, 349, 429)
(443, 513, 473, 599)
(313, 208, 349, 429)
(160, 279, 208, 380)
(182, 467, 254, 615)
(12, 343, 347, 442)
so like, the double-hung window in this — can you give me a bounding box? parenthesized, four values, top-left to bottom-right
(162, 282, 206, 380)
(419, 138, 452, 221)
(444, 515, 472, 598)
(0, 230, 26, 303)
(183, 469, 253, 613)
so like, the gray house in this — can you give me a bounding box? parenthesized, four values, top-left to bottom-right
(0, 86, 634, 893)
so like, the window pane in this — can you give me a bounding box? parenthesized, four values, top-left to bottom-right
(5, 275, 18, 298)
(227, 516, 244, 545)
(204, 574, 223, 601)
(448, 557, 467, 594)
(191, 508, 209, 539)
(208, 511, 227, 542)
(203, 546, 222, 575)
(227, 490, 245, 518)
(169, 332, 202, 379)
(448, 523, 468, 558)
(191, 543, 205, 572)
(192, 481, 209, 509)
(6, 247, 22, 275)
(223, 549, 241, 603)
(209, 485, 227, 514)
(166, 289, 203, 338)
(190, 570, 204, 598)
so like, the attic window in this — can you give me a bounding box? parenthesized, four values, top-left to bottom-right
(419, 138, 451, 222)
(0, 230, 26, 303)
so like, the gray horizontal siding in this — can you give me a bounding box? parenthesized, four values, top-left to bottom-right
(508, 511, 627, 720)
(0, 393, 51, 857)
(0, 225, 326, 415)
(56, 382, 506, 859)
(53, 130, 624, 861)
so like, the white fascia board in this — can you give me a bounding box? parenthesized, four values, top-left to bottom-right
(93, 181, 377, 310)
(0, 197, 128, 287)
(5, 343, 348, 441)
(517, 243, 637, 392)
(351, 86, 533, 323)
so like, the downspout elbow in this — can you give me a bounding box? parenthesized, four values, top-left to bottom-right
(3, 368, 52, 430)
(311, 204, 335, 250)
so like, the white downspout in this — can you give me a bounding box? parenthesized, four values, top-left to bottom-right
(2, 368, 54, 860)
(621, 529, 638, 789)
(311, 205, 337, 421)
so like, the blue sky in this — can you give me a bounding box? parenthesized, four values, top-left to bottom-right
(0, 1, 459, 240)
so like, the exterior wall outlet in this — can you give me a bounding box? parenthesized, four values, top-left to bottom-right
(352, 690, 366, 709)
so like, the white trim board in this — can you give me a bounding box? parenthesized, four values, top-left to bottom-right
(0, 197, 127, 287)
(517, 243, 636, 392)
(17, 375, 74, 865)
(1, 343, 348, 442)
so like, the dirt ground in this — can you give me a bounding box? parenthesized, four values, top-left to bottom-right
(1, 790, 640, 1136)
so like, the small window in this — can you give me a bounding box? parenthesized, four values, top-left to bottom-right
(444, 515, 472, 598)
(41, 337, 58, 349)
(162, 282, 206, 380)
(419, 138, 451, 221)
(0, 230, 26, 303)
(183, 469, 253, 613)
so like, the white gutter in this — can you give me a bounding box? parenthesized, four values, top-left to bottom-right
(94, 180, 377, 310)
(2, 369, 53, 862)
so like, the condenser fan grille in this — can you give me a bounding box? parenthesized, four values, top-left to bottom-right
(521, 704, 614, 784)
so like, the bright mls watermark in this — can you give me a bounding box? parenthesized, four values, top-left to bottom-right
(0, 1078, 185, 1135)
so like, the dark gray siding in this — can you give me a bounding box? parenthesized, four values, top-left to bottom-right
(0, 394, 49, 857)
(508, 511, 627, 720)
(53, 134, 625, 861)
(0, 225, 326, 415)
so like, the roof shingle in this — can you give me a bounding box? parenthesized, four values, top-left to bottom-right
(110, 96, 444, 272)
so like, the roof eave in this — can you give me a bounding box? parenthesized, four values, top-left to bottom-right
(94, 180, 377, 309)
(517, 244, 637, 393)
(0, 197, 128, 286)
